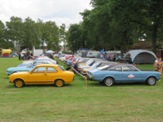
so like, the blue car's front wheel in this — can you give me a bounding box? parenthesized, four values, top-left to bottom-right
(146, 77, 156, 86)
(104, 77, 114, 86)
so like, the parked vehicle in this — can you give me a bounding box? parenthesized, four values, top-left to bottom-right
(76, 58, 102, 72)
(6, 59, 57, 75)
(9, 64, 75, 88)
(87, 64, 160, 86)
(80, 61, 117, 75)
(17, 56, 57, 67)
(86, 50, 100, 58)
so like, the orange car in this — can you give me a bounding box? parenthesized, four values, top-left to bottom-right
(9, 64, 75, 88)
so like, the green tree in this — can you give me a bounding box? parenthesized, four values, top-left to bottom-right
(67, 24, 83, 53)
(5, 16, 23, 50)
(23, 17, 39, 49)
(59, 24, 67, 52)
(42, 21, 59, 50)
(0, 20, 13, 48)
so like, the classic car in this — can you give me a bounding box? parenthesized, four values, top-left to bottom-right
(77, 58, 103, 72)
(6, 59, 56, 75)
(87, 64, 160, 86)
(9, 64, 74, 88)
(17, 56, 57, 67)
(80, 61, 117, 75)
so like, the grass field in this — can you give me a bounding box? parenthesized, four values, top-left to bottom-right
(0, 57, 163, 122)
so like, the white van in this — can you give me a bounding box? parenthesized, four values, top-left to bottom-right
(86, 50, 99, 58)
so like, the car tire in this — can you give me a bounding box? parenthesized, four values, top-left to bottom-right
(104, 77, 114, 86)
(146, 77, 156, 86)
(55, 79, 64, 87)
(14, 79, 24, 88)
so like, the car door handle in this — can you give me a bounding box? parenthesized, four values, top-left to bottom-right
(44, 74, 47, 75)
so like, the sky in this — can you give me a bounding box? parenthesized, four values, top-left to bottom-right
(0, 0, 92, 27)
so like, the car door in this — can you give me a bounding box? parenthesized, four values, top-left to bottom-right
(122, 66, 141, 83)
(46, 66, 58, 83)
(108, 66, 123, 82)
(27, 66, 48, 84)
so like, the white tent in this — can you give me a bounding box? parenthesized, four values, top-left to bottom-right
(123, 49, 157, 64)
(46, 50, 54, 54)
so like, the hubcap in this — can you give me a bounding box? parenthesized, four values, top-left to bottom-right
(148, 78, 155, 85)
(105, 78, 113, 86)
(16, 80, 23, 88)
(56, 80, 63, 87)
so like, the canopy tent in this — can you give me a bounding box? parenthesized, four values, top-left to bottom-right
(46, 50, 54, 54)
(2, 49, 12, 57)
(123, 49, 157, 64)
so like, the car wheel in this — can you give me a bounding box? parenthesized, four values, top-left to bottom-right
(146, 77, 156, 86)
(14, 79, 24, 88)
(104, 77, 114, 86)
(55, 79, 64, 87)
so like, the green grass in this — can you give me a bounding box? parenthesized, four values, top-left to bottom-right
(0, 57, 163, 122)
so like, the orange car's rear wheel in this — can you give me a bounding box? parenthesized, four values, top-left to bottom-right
(55, 79, 64, 87)
(14, 79, 24, 88)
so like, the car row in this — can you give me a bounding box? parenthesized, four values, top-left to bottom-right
(7, 55, 161, 88)
(61, 56, 161, 86)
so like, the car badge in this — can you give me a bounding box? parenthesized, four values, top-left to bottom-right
(128, 74, 135, 78)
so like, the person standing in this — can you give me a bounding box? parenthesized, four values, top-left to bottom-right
(154, 57, 162, 75)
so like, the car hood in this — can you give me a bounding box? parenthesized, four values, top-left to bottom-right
(88, 68, 100, 73)
(78, 63, 86, 66)
(82, 67, 92, 71)
(64, 71, 74, 75)
(9, 71, 30, 77)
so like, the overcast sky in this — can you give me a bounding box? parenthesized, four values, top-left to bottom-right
(0, 0, 92, 27)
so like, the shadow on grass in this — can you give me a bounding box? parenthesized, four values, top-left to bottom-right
(6, 83, 73, 89)
(87, 80, 150, 87)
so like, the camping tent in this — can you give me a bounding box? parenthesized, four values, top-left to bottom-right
(123, 49, 157, 64)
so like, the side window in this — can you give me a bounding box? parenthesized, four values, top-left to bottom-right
(123, 66, 130, 71)
(47, 67, 57, 73)
(115, 67, 122, 71)
(33, 67, 46, 73)
(109, 66, 122, 71)
(128, 66, 138, 71)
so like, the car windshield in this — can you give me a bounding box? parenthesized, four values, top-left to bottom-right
(97, 65, 109, 70)
(29, 66, 36, 72)
(86, 59, 94, 66)
(91, 62, 100, 69)
(27, 63, 34, 68)
(58, 65, 65, 71)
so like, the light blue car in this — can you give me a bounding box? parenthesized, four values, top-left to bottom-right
(6, 60, 56, 75)
(87, 64, 160, 86)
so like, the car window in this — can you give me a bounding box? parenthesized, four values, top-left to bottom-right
(33, 67, 46, 73)
(47, 67, 57, 72)
(109, 66, 122, 71)
(122, 66, 138, 71)
(122, 66, 130, 71)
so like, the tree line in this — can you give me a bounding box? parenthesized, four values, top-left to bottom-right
(0, 0, 163, 54)
(0, 16, 66, 52)
(67, 0, 163, 54)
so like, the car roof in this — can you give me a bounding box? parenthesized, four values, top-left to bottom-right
(35, 64, 58, 67)
(109, 63, 134, 67)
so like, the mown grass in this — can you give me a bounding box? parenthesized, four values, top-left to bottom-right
(0, 57, 163, 122)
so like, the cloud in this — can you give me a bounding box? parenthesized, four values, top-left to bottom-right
(0, 0, 92, 26)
